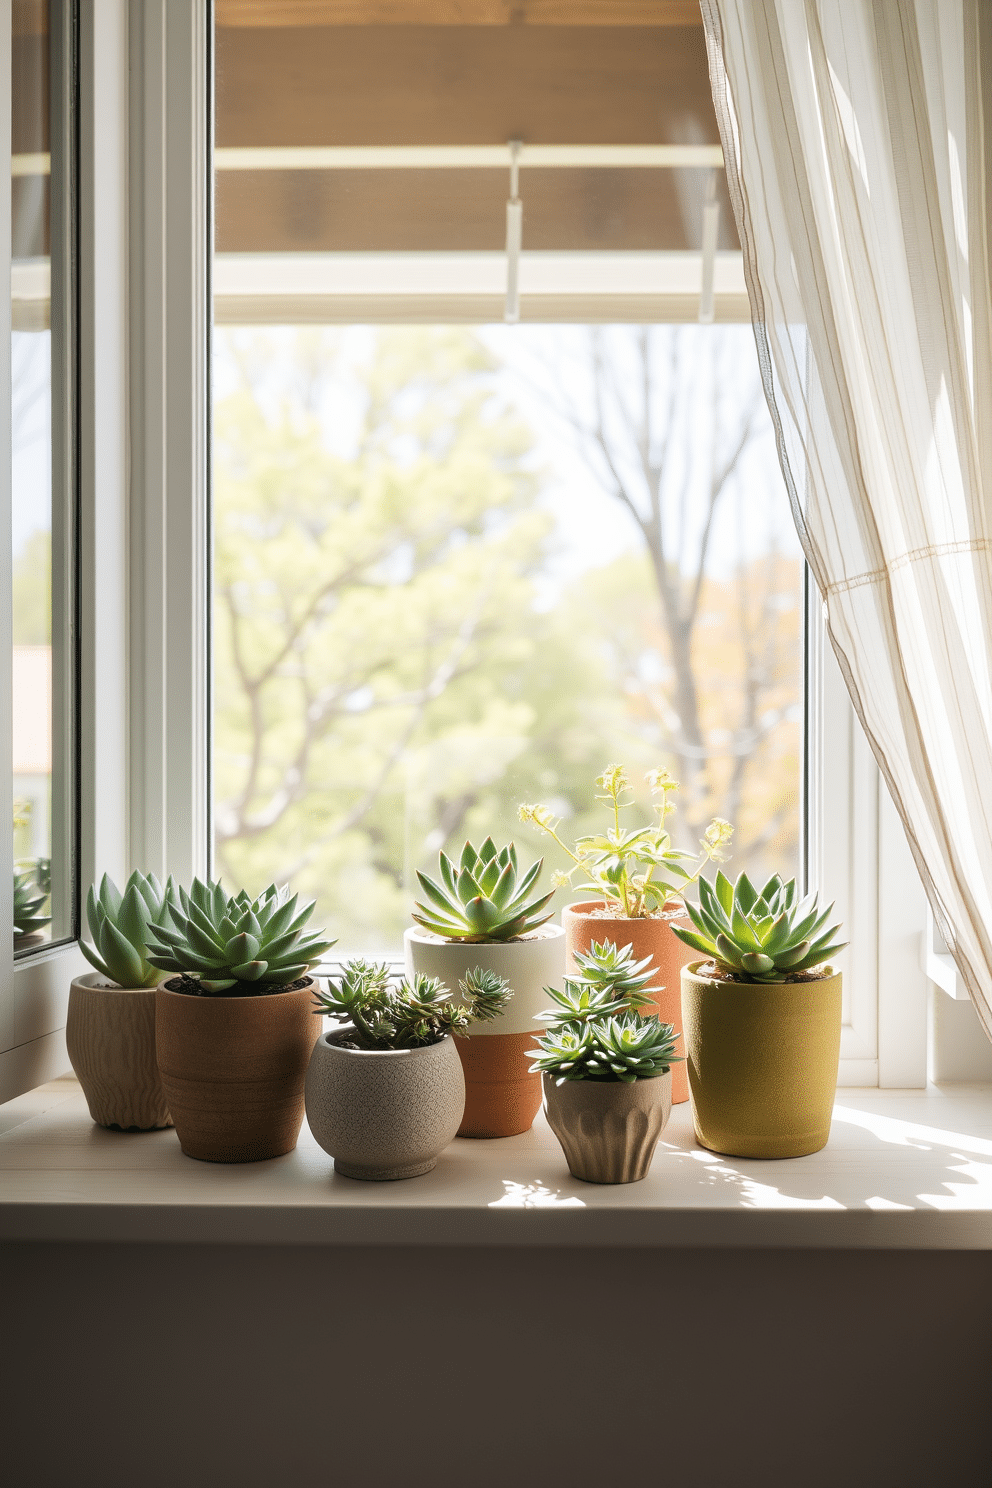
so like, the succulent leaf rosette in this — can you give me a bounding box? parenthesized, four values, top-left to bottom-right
(519, 764, 733, 919)
(313, 960, 512, 1050)
(672, 870, 846, 983)
(530, 936, 682, 1084)
(81, 870, 180, 988)
(145, 877, 335, 994)
(13, 865, 50, 943)
(412, 837, 554, 942)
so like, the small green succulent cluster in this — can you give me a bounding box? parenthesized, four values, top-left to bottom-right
(145, 877, 335, 994)
(13, 865, 49, 943)
(413, 838, 553, 943)
(530, 937, 681, 1084)
(673, 871, 846, 983)
(81, 871, 179, 987)
(313, 960, 512, 1050)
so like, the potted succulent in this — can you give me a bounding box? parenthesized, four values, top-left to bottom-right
(531, 937, 682, 1184)
(673, 871, 846, 1158)
(404, 837, 564, 1139)
(146, 877, 335, 1163)
(13, 863, 49, 948)
(306, 960, 511, 1180)
(66, 871, 179, 1131)
(519, 764, 732, 1105)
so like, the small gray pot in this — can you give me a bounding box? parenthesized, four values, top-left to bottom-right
(543, 1069, 672, 1184)
(305, 1030, 466, 1181)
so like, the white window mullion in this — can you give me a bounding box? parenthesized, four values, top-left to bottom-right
(127, 0, 210, 887)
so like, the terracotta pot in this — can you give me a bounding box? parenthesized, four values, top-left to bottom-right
(156, 979, 320, 1163)
(681, 962, 843, 1159)
(305, 1030, 465, 1180)
(563, 900, 696, 1105)
(404, 925, 564, 1138)
(542, 1070, 672, 1184)
(66, 973, 172, 1131)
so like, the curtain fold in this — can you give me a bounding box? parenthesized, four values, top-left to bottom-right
(702, 0, 992, 1037)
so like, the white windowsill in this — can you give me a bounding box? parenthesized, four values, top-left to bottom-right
(3, 1075, 992, 1249)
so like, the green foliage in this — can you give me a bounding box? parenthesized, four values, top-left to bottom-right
(145, 877, 336, 995)
(213, 327, 557, 953)
(569, 939, 657, 1013)
(672, 870, 846, 983)
(530, 936, 681, 1083)
(13, 865, 49, 942)
(520, 764, 733, 919)
(412, 836, 553, 942)
(312, 959, 512, 1050)
(81, 871, 179, 988)
(530, 1015, 682, 1085)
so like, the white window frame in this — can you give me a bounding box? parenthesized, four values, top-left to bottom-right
(0, 0, 935, 1102)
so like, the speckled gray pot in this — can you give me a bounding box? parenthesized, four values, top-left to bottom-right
(543, 1069, 672, 1184)
(305, 1031, 466, 1180)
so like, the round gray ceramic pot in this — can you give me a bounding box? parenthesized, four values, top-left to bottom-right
(305, 1031, 466, 1181)
(543, 1069, 672, 1184)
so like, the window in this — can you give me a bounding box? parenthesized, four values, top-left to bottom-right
(211, 4, 806, 958)
(0, 0, 939, 1102)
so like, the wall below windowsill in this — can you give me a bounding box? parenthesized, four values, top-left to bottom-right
(3, 1074, 992, 1249)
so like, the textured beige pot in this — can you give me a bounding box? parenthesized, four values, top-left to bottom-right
(66, 973, 172, 1131)
(305, 1030, 465, 1180)
(681, 962, 843, 1159)
(563, 900, 696, 1105)
(404, 925, 564, 1138)
(542, 1069, 672, 1184)
(156, 980, 320, 1163)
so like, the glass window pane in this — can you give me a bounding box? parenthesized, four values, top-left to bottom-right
(212, 11, 801, 956)
(11, 0, 75, 952)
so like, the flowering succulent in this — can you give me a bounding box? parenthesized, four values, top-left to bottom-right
(13, 865, 49, 943)
(672, 871, 846, 983)
(519, 765, 732, 919)
(81, 870, 180, 988)
(145, 877, 335, 994)
(412, 837, 554, 942)
(530, 936, 681, 1083)
(313, 960, 512, 1050)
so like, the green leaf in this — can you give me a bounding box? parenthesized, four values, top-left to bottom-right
(714, 871, 735, 915)
(99, 920, 145, 987)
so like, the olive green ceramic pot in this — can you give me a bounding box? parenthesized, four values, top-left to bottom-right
(681, 961, 842, 1159)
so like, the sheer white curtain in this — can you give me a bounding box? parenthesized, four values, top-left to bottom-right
(701, 0, 992, 1037)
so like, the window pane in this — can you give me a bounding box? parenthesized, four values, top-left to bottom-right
(11, 0, 75, 952)
(212, 323, 801, 953)
(212, 9, 801, 953)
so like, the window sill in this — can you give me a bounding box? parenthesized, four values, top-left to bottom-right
(3, 1075, 992, 1249)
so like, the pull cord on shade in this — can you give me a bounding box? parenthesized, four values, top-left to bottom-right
(505, 139, 522, 324)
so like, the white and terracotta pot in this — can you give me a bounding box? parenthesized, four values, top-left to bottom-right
(543, 1070, 673, 1184)
(563, 900, 697, 1105)
(305, 1030, 465, 1180)
(66, 973, 172, 1131)
(404, 924, 565, 1138)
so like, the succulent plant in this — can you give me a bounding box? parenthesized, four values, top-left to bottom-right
(145, 877, 336, 994)
(519, 765, 733, 919)
(530, 936, 681, 1083)
(313, 959, 512, 1050)
(81, 870, 180, 987)
(412, 837, 554, 942)
(531, 1014, 681, 1084)
(569, 939, 657, 1013)
(672, 870, 846, 983)
(13, 866, 49, 943)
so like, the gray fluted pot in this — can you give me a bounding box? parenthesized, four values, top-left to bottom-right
(305, 1031, 465, 1181)
(543, 1070, 672, 1184)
